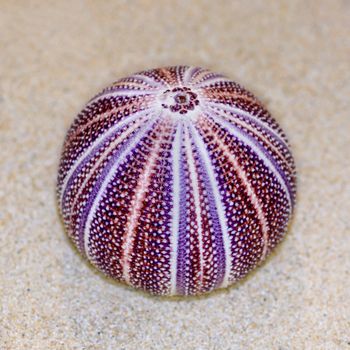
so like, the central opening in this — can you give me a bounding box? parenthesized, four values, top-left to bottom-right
(175, 93, 188, 104)
(159, 86, 199, 116)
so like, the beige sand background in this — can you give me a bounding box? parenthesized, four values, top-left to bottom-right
(1, 1, 349, 349)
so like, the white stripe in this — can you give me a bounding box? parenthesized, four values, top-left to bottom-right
(132, 74, 164, 88)
(206, 101, 290, 149)
(169, 124, 182, 295)
(86, 89, 156, 107)
(189, 123, 232, 288)
(59, 108, 152, 207)
(83, 119, 157, 260)
(183, 66, 197, 84)
(184, 125, 204, 287)
(204, 109, 293, 211)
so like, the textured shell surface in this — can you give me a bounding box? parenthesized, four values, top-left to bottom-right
(57, 66, 297, 296)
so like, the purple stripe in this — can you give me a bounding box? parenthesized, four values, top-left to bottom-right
(191, 133, 226, 289)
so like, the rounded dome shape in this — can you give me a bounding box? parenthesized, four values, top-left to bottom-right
(57, 66, 296, 296)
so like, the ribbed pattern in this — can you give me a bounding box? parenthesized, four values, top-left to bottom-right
(57, 66, 296, 296)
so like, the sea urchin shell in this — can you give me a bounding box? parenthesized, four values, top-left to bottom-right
(57, 66, 297, 296)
